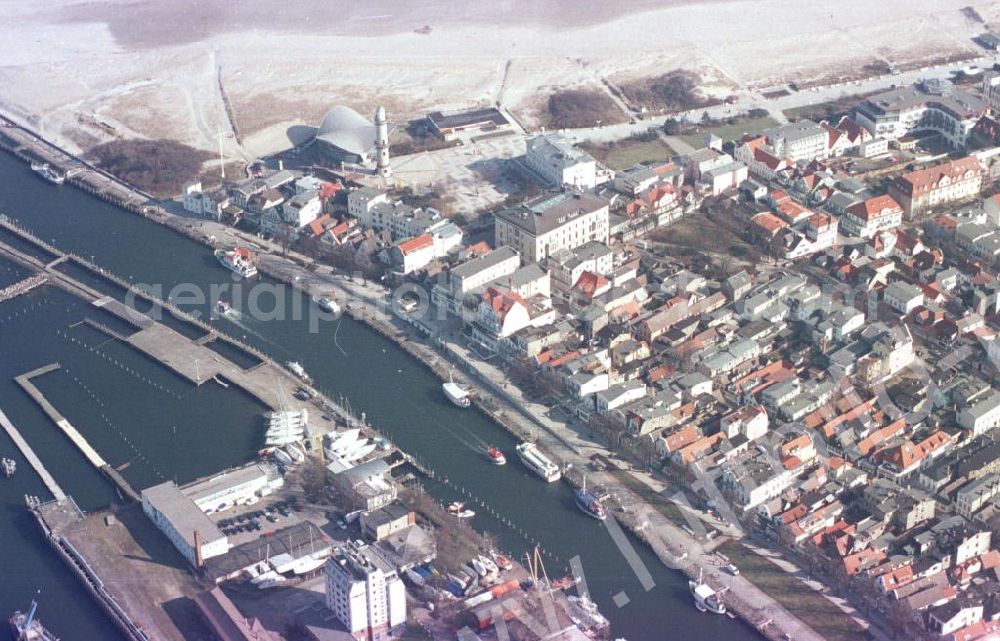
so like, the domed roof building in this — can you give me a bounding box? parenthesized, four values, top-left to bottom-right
(313, 105, 394, 166)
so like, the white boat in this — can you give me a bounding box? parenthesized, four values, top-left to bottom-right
(284, 444, 305, 463)
(30, 162, 65, 185)
(471, 558, 488, 577)
(214, 247, 257, 278)
(516, 442, 561, 482)
(274, 448, 293, 467)
(341, 441, 377, 463)
(1, 457, 15, 478)
(252, 571, 287, 589)
(287, 361, 311, 383)
(315, 296, 342, 314)
(443, 371, 470, 407)
(325, 429, 361, 457)
(690, 569, 726, 614)
(478, 555, 499, 575)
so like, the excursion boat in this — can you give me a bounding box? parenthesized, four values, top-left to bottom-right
(486, 445, 506, 465)
(573, 476, 606, 520)
(214, 247, 258, 278)
(9, 599, 58, 641)
(30, 162, 65, 185)
(690, 569, 726, 614)
(516, 442, 561, 483)
(315, 296, 342, 314)
(443, 371, 470, 408)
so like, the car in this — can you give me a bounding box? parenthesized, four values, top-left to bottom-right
(724, 563, 740, 576)
(266, 514, 278, 523)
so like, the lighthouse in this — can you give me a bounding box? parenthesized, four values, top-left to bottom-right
(374, 105, 391, 178)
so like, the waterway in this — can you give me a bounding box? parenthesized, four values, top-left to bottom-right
(0, 150, 761, 641)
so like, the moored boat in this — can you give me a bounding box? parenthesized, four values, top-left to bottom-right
(486, 445, 506, 465)
(573, 476, 606, 520)
(515, 442, 561, 482)
(30, 162, 65, 185)
(216, 299, 232, 315)
(315, 296, 342, 314)
(214, 247, 257, 278)
(9, 599, 58, 641)
(1, 457, 15, 478)
(287, 361, 311, 383)
(690, 569, 726, 614)
(443, 371, 470, 407)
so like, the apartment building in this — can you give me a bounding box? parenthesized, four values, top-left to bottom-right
(325, 543, 406, 641)
(888, 156, 984, 218)
(853, 81, 988, 148)
(525, 133, 600, 189)
(764, 119, 829, 162)
(841, 195, 903, 238)
(495, 191, 610, 264)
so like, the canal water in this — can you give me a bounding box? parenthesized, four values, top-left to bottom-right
(0, 151, 761, 641)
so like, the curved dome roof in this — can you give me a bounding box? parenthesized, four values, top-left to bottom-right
(315, 106, 377, 157)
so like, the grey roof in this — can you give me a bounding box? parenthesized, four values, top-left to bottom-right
(857, 84, 987, 119)
(142, 481, 225, 547)
(451, 246, 519, 279)
(527, 133, 594, 166)
(507, 263, 547, 288)
(496, 191, 608, 236)
(316, 106, 379, 156)
(765, 119, 825, 143)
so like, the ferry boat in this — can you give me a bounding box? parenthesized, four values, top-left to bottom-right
(485, 445, 506, 465)
(9, 599, 58, 641)
(1, 457, 15, 478)
(30, 162, 65, 185)
(516, 442, 561, 483)
(315, 296, 342, 314)
(214, 247, 258, 278)
(573, 476, 606, 520)
(690, 569, 726, 614)
(443, 371, 470, 408)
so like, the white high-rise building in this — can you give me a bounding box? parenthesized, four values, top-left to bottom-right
(325, 543, 406, 641)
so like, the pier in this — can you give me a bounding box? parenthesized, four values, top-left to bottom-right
(0, 408, 66, 501)
(0, 273, 47, 302)
(15, 363, 142, 502)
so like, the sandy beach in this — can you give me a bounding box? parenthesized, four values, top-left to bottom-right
(0, 0, 994, 160)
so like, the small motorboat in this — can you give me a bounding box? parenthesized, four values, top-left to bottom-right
(486, 446, 506, 465)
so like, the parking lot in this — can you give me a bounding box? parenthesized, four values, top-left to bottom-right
(209, 491, 358, 547)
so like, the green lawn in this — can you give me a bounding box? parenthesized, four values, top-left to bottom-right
(579, 138, 675, 170)
(782, 93, 868, 123)
(718, 541, 873, 641)
(677, 115, 778, 148)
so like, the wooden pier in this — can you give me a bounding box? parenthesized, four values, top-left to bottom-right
(0, 273, 47, 303)
(0, 408, 66, 501)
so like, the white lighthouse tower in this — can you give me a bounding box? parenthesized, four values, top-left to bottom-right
(374, 105, 391, 179)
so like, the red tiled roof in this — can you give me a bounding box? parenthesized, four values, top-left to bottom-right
(572, 271, 610, 298)
(897, 156, 983, 195)
(752, 212, 789, 235)
(397, 234, 434, 255)
(482, 286, 527, 322)
(847, 194, 903, 222)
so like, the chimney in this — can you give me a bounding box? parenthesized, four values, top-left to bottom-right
(194, 529, 204, 567)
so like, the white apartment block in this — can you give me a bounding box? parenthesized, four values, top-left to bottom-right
(325, 543, 406, 641)
(958, 390, 1000, 437)
(495, 191, 610, 264)
(842, 195, 903, 238)
(764, 120, 829, 162)
(854, 82, 987, 149)
(525, 133, 599, 189)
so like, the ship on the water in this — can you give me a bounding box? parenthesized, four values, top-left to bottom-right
(485, 445, 506, 465)
(516, 442, 561, 482)
(9, 599, 58, 641)
(573, 476, 606, 520)
(443, 370, 470, 407)
(690, 568, 726, 614)
(315, 296, 342, 314)
(214, 247, 258, 278)
(1, 456, 15, 477)
(29, 162, 65, 185)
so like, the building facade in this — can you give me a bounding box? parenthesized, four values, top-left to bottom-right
(888, 157, 984, 218)
(325, 543, 406, 641)
(525, 134, 599, 189)
(495, 191, 610, 264)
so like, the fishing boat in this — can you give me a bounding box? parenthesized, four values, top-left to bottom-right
(492, 553, 512, 571)
(214, 247, 258, 278)
(315, 296, 342, 314)
(443, 369, 471, 408)
(1, 457, 15, 478)
(485, 445, 506, 465)
(690, 569, 726, 614)
(516, 442, 561, 482)
(30, 162, 65, 185)
(573, 476, 606, 520)
(9, 599, 58, 641)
